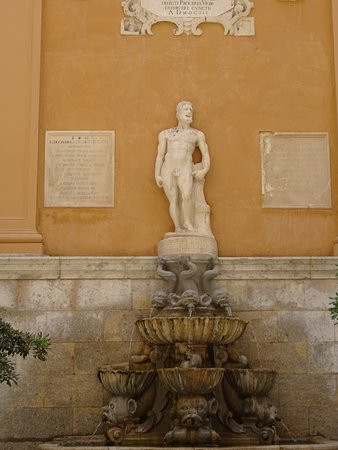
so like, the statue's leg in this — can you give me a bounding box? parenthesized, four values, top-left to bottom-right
(178, 170, 194, 232)
(162, 171, 182, 232)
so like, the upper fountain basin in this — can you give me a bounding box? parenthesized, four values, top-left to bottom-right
(136, 316, 247, 345)
(158, 367, 224, 395)
(98, 367, 155, 398)
(225, 368, 277, 397)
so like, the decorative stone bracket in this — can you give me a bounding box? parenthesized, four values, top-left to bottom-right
(121, 0, 255, 36)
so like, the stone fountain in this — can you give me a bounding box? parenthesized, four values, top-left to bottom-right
(97, 101, 280, 447)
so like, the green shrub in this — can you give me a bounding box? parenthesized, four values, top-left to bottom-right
(0, 311, 50, 385)
(328, 266, 338, 324)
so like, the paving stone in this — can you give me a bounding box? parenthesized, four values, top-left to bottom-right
(278, 374, 336, 409)
(72, 407, 103, 435)
(103, 310, 145, 342)
(213, 280, 249, 311)
(3, 311, 48, 334)
(44, 374, 103, 407)
(277, 311, 335, 342)
(0, 373, 45, 408)
(276, 406, 310, 438)
(46, 311, 103, 342)
(76, 279, 132, 310)
(14, 343, 74, 376)
(247, 280, 305, 310)
(234, 341, 309, 373)
(236, 311, 278, 342)
(304, 280, 338, 310)
(74, 341, 129, 374)
(16, 280, 74, 311)
(14, 408, 73, 439)
(308, 404, 338, 440)
(131, 279, 165, 309)
(0, 408, 14, 440)
(309, 342, 338, 372)
(0, 280, 18, 308)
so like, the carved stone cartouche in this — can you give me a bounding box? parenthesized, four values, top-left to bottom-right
(121, 0, 255, 36)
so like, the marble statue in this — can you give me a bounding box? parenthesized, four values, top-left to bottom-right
(155, 101, 213, 237)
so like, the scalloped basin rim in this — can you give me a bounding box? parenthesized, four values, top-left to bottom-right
(226, 368, 277, 375)
(160, 367, 225, 373)
(136, 316, 248, 345)
(98, 366, 155, 374)
(137, 316, 248, 323)
(158, 367, 225, 394)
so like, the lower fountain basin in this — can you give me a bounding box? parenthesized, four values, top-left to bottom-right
(136, 316, 247, 345)
(158, 367, 224, 395)
(225, 368, 277, 397)
(98, 367, 155, 398)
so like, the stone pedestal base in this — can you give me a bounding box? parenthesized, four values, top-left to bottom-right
(0, 232, 43, 254)
(158, 234, 217, 258)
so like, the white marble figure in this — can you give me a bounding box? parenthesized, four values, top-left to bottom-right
(155, 101, 213, 237)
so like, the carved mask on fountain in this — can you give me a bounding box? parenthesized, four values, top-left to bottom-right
(175, 395, 218, 428)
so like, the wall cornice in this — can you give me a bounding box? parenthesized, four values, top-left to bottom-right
(0, 256, 336, 280)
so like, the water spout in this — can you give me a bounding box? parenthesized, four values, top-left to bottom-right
(89, 421, 103, 441)
(247, 323, 263, 369)
(279, 420, 298, 443)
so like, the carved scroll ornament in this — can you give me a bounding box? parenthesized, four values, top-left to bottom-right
(121, 0, 255, 36)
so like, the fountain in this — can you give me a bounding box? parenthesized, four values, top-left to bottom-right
(40, 102, 338, 449)
(95, 101, 279, 447)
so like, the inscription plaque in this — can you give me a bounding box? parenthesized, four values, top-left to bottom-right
(141, 0, 233, 17)
(45, 131, 115, 207)
(260, 132, 331, 208)
(121, 0, 255, 36)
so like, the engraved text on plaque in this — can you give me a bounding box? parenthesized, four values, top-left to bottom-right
(45, 131, 115, 207)
(260, 132, 331, 208)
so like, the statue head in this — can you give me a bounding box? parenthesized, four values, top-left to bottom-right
(234, 0, 246, 13)
(176, 101, 193, 125)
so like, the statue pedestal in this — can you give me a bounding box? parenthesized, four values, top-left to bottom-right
(158, 234, 218, 258)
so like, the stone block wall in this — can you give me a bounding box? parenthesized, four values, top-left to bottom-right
(0, 256, 337, 447)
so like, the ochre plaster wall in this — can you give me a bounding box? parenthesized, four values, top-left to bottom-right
(38, 0, 338, 256)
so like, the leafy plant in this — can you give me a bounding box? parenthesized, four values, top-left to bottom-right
(0, 311, 50, 385)
(328, 266, 338, 324)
